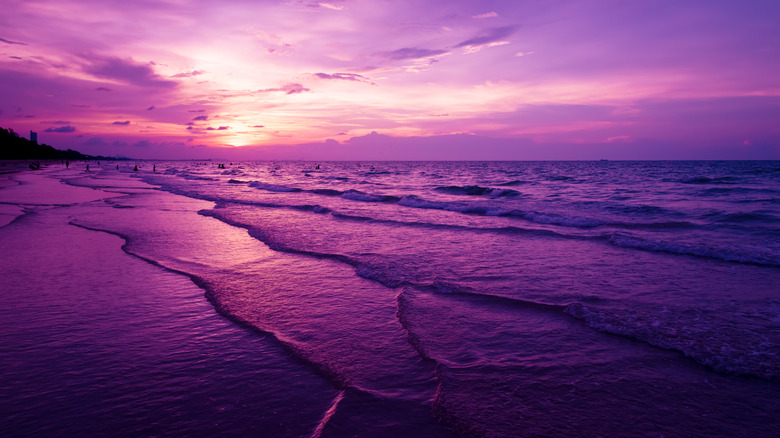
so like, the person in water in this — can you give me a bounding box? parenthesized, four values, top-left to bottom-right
(153, 164, 156, 172)
(133, 165, 138, 172)
(65, 161, 69, 169)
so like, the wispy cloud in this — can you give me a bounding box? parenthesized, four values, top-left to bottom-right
(112, 120, 130, 125)
(454, 26, 517, 53)
(384, 47, 450, 61)
(172, 70, 205, 78)
(258, 83, 310, 95)
(318, 3, 344, 11)
(472, 12, 498, 19)
(0, 37, 26, 45)
(314, 72, 373, 84)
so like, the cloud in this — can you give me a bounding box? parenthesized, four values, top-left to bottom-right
(45, 125, 76, 133)
(172, 70, 205, 78)
(385, 47, 450, 61)
(253, 125, 265, 128)
(206, 126, 230, 130)
(280, 83, 310, 94)
(314, 72, 373, 83)
(454, 26, 517, 51)
(112, 120, 130, 125)
(0, 37, 26, 45)
(147, 105, 155, 110)
(95, 87, 111, 92)
(10, 56, 23, 60)
(82, 55, 177, 88)
(193, 115, 208, 121)
(318, 3, 343, 10)
(259, 83, 310, 95)
(473, 12, 498, 19)
(461, 41, 509, 54)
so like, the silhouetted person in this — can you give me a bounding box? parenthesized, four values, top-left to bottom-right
(86, 164, 89, 171)
(153, 164, 156, 172)
(316, 164, 320, 169)
(116, 164, 119, 170)
(65, 161, 69, 169)
(133, 165, 138, 172)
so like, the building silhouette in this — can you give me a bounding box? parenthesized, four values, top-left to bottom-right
(30, 131, 38, 144)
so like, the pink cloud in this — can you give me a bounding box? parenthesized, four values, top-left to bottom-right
(81, 55, 177, 88)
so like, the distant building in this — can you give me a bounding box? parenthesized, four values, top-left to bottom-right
(30, 131, 38, 143)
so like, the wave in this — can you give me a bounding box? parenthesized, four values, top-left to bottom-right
(607, 232, 780, 267)
(179, 173, 217, 181)
(197, 203, 780, 382)
(680, 176, 739, 184)
(68, 219, 354, 390)
(249, 181, 302, 192)
(564, 303, 779, 380)
(507, 210, 605, 228)
(602, 203, 675, 216)
(152, 174, 779, 269)
(700, 186, 780, 196)
(341, 189, 400, 203)
(434, 185, 521, 198)
(497, 180, 528, 186)
(292, 204, 333, 214)
(311, 188, 343, 196)
(707, 211, 779, 224)
(212, 195, 778, 267)
(407, 278, 780, 382)
(408, 277, 780, 382)
(546, 175, 575, 182)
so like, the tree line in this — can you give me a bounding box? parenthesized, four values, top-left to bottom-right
(0, 126, 118, 161)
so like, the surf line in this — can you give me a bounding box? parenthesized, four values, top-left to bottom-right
(66, 219, 354, 392)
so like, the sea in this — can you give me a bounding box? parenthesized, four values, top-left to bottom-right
(1, 160, 779, 437)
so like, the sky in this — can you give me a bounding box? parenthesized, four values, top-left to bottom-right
(1, 0, 779, 160)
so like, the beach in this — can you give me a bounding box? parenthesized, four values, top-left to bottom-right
(1, 161, 779, 437)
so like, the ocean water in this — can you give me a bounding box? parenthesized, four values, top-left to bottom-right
(2, 160, 780, 436)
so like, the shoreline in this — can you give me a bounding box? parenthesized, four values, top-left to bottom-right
(0, 168, 341, 436)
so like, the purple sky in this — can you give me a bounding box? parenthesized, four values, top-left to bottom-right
(2, 0, 779, 159)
